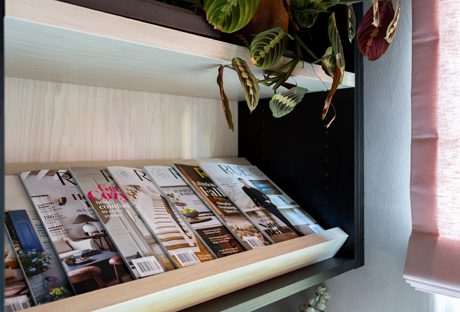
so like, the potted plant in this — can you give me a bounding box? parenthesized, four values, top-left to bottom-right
(18, 250, 51, 295)
(201, 0, 401, 130)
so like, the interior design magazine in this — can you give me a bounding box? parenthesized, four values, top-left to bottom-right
(199, 161, 303, 243)
(20, 169, 132, 294)
(173, 164, 271, 249)
(70, 167, 175, 278)
(202, 161, 324, 235)
(4, 175, 73, 306)
(4, 233, 32, 311)
(144, 165, 245, 257)
(107, 166, 215, 267)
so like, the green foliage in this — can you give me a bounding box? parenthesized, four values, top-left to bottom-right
(232, 57, 260, 112)
(203, 0, 260, 33)
(201, 0, 399, 128)
(250, 27, 288, 70)
(18, 250, 51, 277)
(269, 87, 308, 118)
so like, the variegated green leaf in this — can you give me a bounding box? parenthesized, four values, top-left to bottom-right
(347, 5, 356, 42)
(328, 13, 345, 82)
(204, 0, 260, 33)
(249, 27, 288, 70)
(269, 87, 308, 118)
(232, 58, 260, 112)
(217, 65, 234, 130)
(385, 0, 400, 43)
(321, 47, 335, 78)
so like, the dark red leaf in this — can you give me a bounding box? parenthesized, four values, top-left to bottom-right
(357, 0, 395, 61)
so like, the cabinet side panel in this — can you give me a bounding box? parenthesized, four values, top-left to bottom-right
(5, 77, 238, 163)
(238, 88, 356, 259)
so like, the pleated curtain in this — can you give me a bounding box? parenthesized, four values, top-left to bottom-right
(404, 0, 460, 298)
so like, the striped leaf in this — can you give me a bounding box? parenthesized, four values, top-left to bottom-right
(347, 5, 356, 42)
(204, 0, 260, 33)
(217, 65, 234, 130)
(372, 0, 380, 26)
(321, 46, 335, 78)
(232, 58, 260, 112)
(385, 0, 400, 43)
(249, 27, 288, 70)
(328, 13, 345, 81)
(269, 87, 308, 118)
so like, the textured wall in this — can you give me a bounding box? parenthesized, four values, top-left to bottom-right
(259, 1, 434, 311)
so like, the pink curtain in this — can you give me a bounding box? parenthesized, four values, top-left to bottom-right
(404, 0, 460, 298)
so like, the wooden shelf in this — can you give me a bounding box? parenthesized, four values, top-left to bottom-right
(5, 0, 354, 101)
(5, 159, 348, 312)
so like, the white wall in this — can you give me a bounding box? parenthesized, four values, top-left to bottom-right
(259, 1, 434, 311)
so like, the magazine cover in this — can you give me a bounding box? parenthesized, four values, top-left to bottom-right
(4, 233, 32, 311)
(20, 169, 132, 294)
(4, 176, 73, 305)
(107, 166, 215, 267)
(144, 165, 245, 257)
(70, 167, 175, 278)
(174, 164, 270, 249)
(199, 162, 301, 243)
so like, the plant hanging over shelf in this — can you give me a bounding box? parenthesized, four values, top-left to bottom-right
(202, 0, 401, 130)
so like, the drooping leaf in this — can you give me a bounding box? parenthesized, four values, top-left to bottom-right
(203, 0, 260, 33)
(372, 0, 380, 26)
(269, 87, 308, 118)
(250, 27, 288, 70)
(328, 13, 345, 82)
(322, 64, 342, 121)
(385, 0, 400, 43)
(347, 5, 356, 42)
(217, 65, 234, 130)
(232, 57, 260, 112)
(357, 0, 395, 60)
(321, 47, 335, 78)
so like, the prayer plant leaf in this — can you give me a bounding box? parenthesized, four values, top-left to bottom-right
(203, 0, 260, 33)
(328, 13, 345, 82)
(321, 46, 335, 79)
(250, 27, 288, 70)
(385, 0, 400, 43)
(347, 5, 356, 42)
(217, 65, 234, 131)
(372, 0, 380, 26)
(232, 57, 260, 113)
(357, 0, 395, 60)
(269, 87, 308, 118)
(322, 64, 342, 121)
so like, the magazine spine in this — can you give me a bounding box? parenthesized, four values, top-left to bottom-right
(143, 167, 219, 260)
(18, 173, 80, 296)
(106, 168, 179, 270)
(172, 164, 271, 249)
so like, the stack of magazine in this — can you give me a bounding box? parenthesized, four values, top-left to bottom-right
(3, 159, 324, 311)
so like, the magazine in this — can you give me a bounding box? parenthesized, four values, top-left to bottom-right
(107, 166, 215, 267)
(4, 233, 32, 311)
(173, 164, 270, 249)
(20, 169, 132, 294)
(144, 165, 245, 257)
(70, 167, 175, 278)
(4, 175, 73, 305)
(199, 161, 302, 243)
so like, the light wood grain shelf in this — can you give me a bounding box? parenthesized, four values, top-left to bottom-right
(5, 159, 348, 312)
(5, 0, 354, 101)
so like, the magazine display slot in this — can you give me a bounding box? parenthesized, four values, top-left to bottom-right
(5, 160, 348, 312)
(3, 0, 363, 310)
